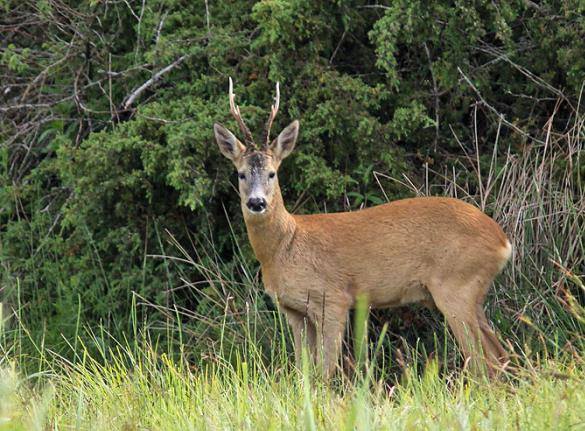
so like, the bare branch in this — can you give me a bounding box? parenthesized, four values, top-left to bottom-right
(122, 55, 188, 110)
(329, 30, 347, 65)
(204, 0, 211, 36)
(154, 11, 168, 45)
(457, 67, 545, 145)
(357, 5, 391, 10)
(423, 42, 440, 153)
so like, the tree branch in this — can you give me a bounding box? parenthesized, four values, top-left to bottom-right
(121, 55, 188, 111)
(457, 67, 545, 145)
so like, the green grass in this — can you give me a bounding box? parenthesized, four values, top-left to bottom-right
(1, 330, 584, 430)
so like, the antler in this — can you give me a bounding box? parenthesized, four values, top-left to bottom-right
(229, 77, 255, 148)
(263, 82, 280, 148)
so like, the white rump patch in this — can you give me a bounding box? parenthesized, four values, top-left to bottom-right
(498, 240, 513, 271)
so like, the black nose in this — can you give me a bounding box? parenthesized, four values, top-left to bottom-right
(247, 197, 267, 212)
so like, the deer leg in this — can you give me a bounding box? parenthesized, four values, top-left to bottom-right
(283, 306, 316, 368)
(313, 307, 348, 379)
(476, 304, 509, 372)
(429, 283, 487, 375)
(444, 314, 484, 374)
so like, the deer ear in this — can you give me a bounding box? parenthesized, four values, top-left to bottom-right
(270, 120, 299, 161)
(214, 123, 246, 162)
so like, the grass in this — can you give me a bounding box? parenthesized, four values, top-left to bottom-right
(0, 325, 584, 430)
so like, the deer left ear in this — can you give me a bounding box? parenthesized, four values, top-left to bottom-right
(270, 120, 299, 161)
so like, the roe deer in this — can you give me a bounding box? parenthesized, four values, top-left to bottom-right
(214, 78, 511, 378)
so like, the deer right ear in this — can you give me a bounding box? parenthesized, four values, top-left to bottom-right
(214, 123, 246, 162)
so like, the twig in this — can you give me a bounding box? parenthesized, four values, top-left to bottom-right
(122, 55, 188, 110)
(121, 0, 141, 21)
(423, 42, 439, 152)
(204, 0, 211, 36)
(329, 30, 347, 64)
(0, 98, 75, 112)
(357, 5, 391, 10)
(108, 53, 117, 122)
(457, 67, 545, 144)
(477, 45, 573, 109)
(473, 104, 485, 210)
(154, 11, 168, 45)
(135, 0, 146, 59)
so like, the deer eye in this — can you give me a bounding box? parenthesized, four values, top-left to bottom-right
(238, 173, 246, 180)
(268, 172, 276, 179)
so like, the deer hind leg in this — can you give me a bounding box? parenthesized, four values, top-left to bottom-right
(476, 302, 509, 373)
(428, 280, 492, 376)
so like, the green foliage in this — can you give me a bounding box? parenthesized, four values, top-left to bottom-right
(0, 44, 30, 73)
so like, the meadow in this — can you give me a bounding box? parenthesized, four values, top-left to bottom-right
(1, 326, 584, 430)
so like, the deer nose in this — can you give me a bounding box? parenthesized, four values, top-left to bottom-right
(247, 197, 267, 213)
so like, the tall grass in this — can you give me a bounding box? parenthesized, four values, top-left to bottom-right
(0, 306, 583, 430)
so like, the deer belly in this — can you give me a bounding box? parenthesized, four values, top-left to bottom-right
(367, 280, 433, 309)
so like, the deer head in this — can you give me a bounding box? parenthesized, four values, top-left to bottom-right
(214, 78, 299, 215)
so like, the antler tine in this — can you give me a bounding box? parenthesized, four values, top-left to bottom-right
(228, 77, 255, 148)
(263, 82, 280, 148)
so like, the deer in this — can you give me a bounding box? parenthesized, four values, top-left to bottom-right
(213, 78, 511, 379)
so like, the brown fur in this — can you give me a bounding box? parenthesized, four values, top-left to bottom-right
(214, 96, 510, 379)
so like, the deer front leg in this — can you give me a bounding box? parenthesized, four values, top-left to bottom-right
(282, 306, 316, 368)
(313, 306, 349, 379)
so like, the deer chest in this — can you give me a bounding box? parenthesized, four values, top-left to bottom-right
(260, 262, 351, 314)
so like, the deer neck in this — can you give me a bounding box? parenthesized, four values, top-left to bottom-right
(243, 184, 296, 265)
